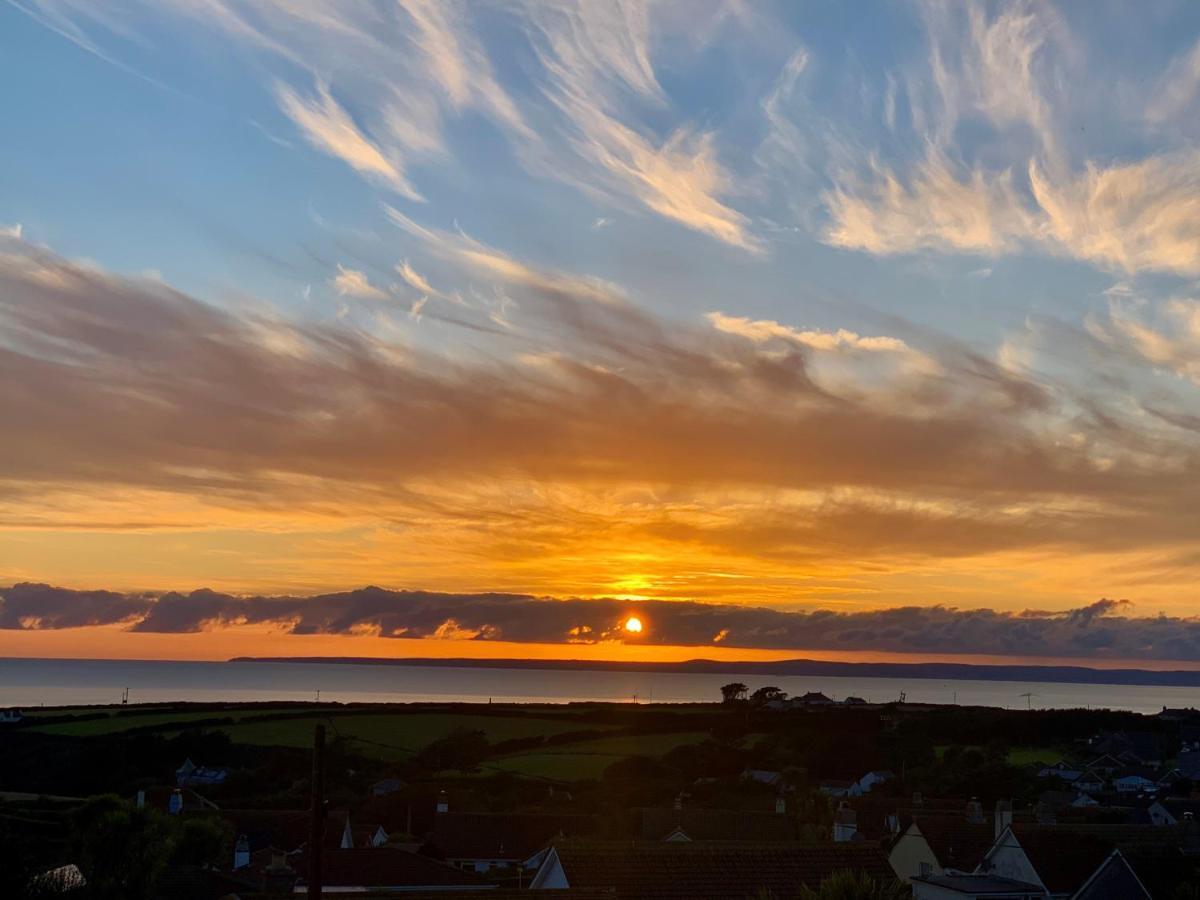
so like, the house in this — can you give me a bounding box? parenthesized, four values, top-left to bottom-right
(743, 768, 784, 787)
(174, 757, 228, 787)
(1072, 771, 1106, 794)
(372, 777, 406, 797)
(844, 696, 868, 706)
(1037, 762, 1083, 783)
(1089, 732, 1166, 767)
(1070, 849, 1152, 900)
(1111, 773, 1157, 794)
(425, 811, 599, 873)
(976, 825, 1115, 898)
(910, 872, 1044, 899)
(855, 770, 894, 795)
(1179, 749, 1200, 780)
(216, 807, 356, 859)
(152, 864, 256, 900)
(1082, 755, 1124, 776)
(0, 708, 24, 724)
(239, 847, 496, 893)
(888, 813, 1000, 882)
(136, 786, 219, 814)
(796, 691, 834, 706)
(1156, 706, 1200, 722)
(833, 803, 859, 842)
(636, 806, 800, 842)
(818, 779, 855, 798)
(976, 823, 1197, 899)
(529, 840, 894, 896)
(1036, 791, 1096, 812)
(1145, 797, 1200, 826)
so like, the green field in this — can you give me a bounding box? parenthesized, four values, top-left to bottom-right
(933, 744, 1058, 767)
(214, 713, 617, 760)
(22, 705, 713, 782)
(486, 731, 710, 780)
(28, 709, 306, 737)
(1006, 746, 1058, 766)
(513, 731, 710, 758)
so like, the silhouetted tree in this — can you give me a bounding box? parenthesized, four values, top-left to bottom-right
(72, 795, 173, 900)
(720, 683, 749, 704)
(414, 729, 490, 773)
(751, 686, 786, 707)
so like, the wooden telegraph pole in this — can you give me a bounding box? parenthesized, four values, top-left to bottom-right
(308, 724, 325, 900)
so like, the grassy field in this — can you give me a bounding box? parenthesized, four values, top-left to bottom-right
(486, 731, 711, 780)
(933, 744, 1059, 767)
(28, 709, 308, 737)
(214, 713, 618, 761)
(21, 705, 712, 782)
(1006, 746, 1059, 766)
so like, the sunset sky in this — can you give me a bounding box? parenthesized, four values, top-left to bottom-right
(3, 1, 1200, 663)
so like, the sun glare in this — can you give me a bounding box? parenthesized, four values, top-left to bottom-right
(623, 616, 644, 634)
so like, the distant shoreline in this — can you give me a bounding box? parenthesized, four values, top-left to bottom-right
(227, 655, 1200, 689)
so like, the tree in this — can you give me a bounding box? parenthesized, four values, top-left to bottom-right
(71, 795, 174, 900)
(720, 683, 748, 704)
(796, 870, 911, 899)
(751, 686, 786, 707)
(169, 815, 234, 868)
(414, 729, 490, 773)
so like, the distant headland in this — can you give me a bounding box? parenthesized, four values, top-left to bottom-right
(229, 655, 1200, 688)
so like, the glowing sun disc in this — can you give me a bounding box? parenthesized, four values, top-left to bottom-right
(623, 616, 644, 634)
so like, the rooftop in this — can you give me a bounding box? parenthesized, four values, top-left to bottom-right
(543, 839, 893, 899)
(912, 872, 1043, 895)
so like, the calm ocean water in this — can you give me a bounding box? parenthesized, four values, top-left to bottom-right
(1, 658, 1198, 713)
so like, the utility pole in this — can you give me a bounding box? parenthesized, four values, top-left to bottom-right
(308, 724, 325, 900)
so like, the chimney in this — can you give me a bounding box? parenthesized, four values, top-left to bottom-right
(833, 803, 857, 843)
(994, 800, 1013, 840)
(436, 790, 449, 814)
(965, 798, 984, 824)
(261, 851, 297, 895)
(233, 835, 250, 870)
(168, 789, 183, 815)
(775, 795, 786, 815)
(885, 813, 899, 837)
(136, 790, 145, 809)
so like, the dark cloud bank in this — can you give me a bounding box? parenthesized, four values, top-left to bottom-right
(5, 583, 1200, 662)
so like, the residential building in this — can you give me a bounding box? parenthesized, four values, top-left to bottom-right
(425, 811, 598, 873)
(530, 840, 894, 897)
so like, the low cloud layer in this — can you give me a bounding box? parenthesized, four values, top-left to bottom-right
(3, 232, 1200, 608)
(4, 583, 1199, 662)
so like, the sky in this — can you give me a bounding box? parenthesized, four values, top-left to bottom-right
(3, 0, 1200, 664)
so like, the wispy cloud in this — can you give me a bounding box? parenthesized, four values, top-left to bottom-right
(824, 151, 1200, 276)
(396, 260, 434, 296)
(330, 264, 390, 301)
(706, 312, 908, 353)
(276, 81, 422, 201)
(1146, 36, 1200, 125)
(524, 0, 761, 252)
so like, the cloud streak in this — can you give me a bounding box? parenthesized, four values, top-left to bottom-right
(6, 582, 1200, 662)
(3, 233, 1200, 609)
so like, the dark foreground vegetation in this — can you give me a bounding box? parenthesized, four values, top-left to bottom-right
(1, 690, 1198, 898)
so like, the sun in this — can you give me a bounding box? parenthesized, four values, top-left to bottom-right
(623, 616, 644, 634)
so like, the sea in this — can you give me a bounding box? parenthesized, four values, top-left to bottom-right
(1, 657, 1198, 713)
